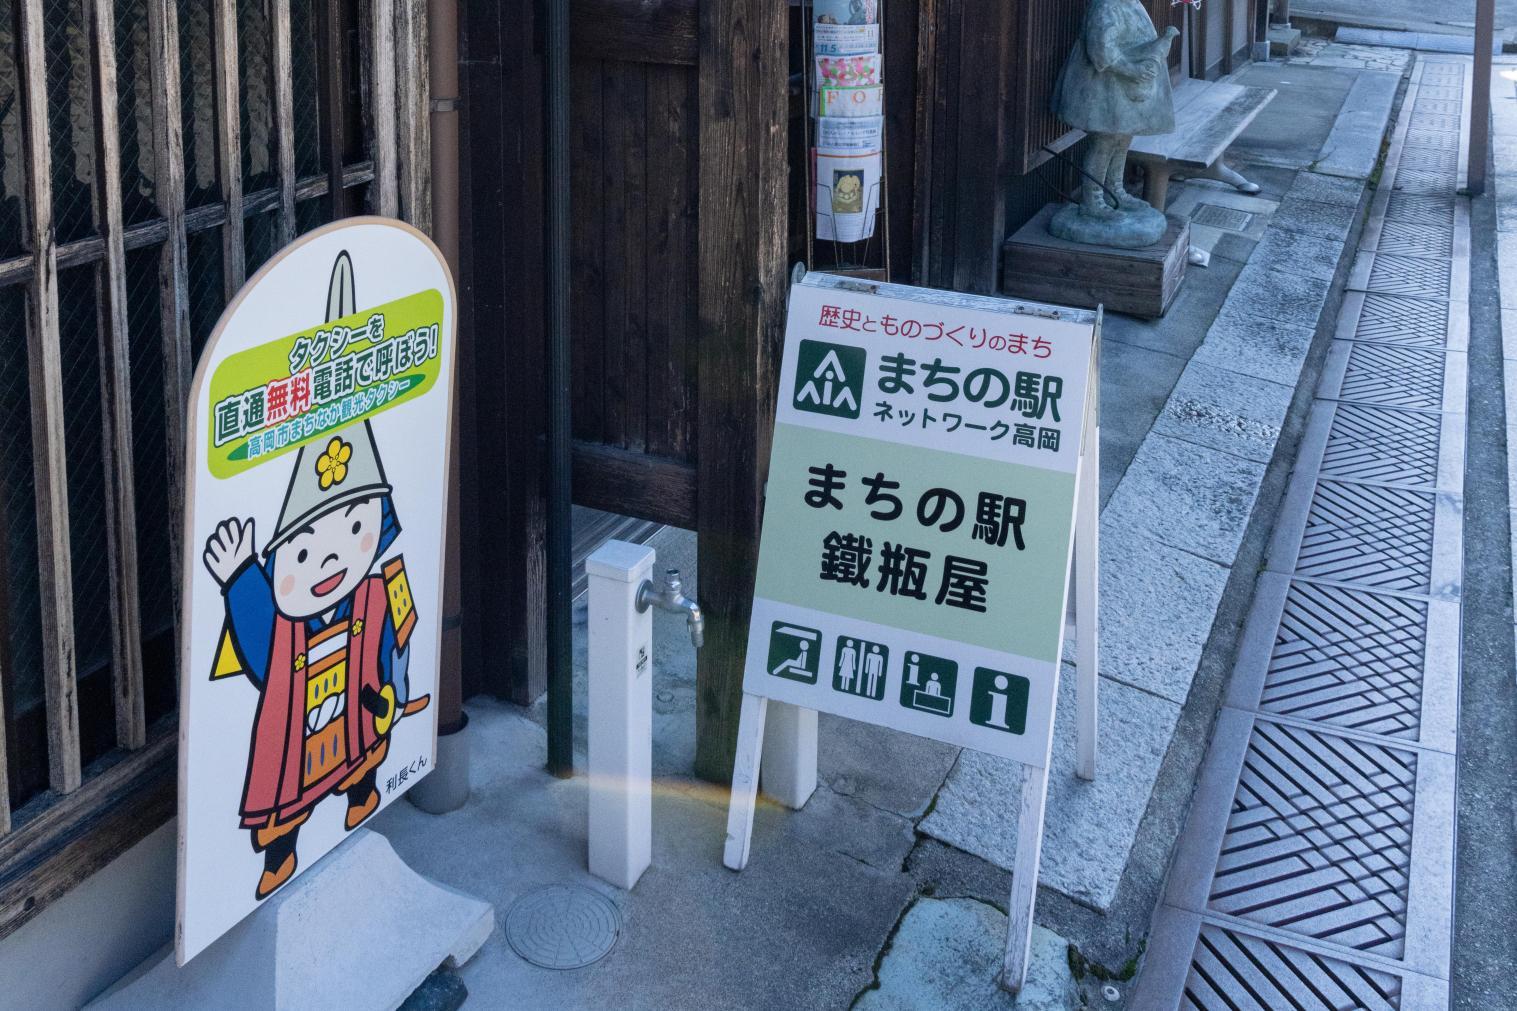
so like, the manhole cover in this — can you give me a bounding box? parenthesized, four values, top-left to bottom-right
(1192, 203, 1254, 232)
(505, 884, 622, 969)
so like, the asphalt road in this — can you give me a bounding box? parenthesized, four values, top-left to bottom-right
(1296, 0, 1517, 32)
(1452, 136, 1517, 1011)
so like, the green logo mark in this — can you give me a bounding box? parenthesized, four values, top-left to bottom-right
(793, 340, 865, 420)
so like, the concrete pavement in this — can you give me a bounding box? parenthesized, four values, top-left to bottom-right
(370, 51, 1415, 1011)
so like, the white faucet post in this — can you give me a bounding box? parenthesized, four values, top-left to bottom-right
(586, 540, 656, 890)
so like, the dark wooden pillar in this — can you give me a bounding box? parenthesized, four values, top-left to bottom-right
(692, 0, 788, 783)
(912, 0, 1016, 295)
(459, 0, 549, 703)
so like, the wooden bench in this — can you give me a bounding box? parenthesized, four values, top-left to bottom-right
(1129, 79, 1277, 213)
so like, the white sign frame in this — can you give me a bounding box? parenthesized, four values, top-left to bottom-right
(723, 271, 1101, 996)
(176, 217, 457, 964)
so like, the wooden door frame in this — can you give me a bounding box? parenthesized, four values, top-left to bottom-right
(692, 0, 789, 782)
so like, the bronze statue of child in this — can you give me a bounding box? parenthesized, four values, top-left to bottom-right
(1053, 0, 1180, 227)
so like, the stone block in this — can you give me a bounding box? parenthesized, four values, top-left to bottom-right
(1314, 71, 1401, 181)
(1267, 26, 1301, 58)
(1286, 172, 1366, 208)
(1101, 431, 1268, 566)
(919, 672, 1181, 910)
(1097, 528, 1232, 703)
(856, 898, 1075, 1011)
(1151, 359, 1296, 464)
(1248, 227, 1347, 282)
(1191, 308, 1316, 385)
(1268, 197, 1360, 243)
(1223, 265, 1333, 331)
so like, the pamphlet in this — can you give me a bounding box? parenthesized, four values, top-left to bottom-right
(814, 0, 878, 25)
(813, 23, 879, 56)
(814, 115, 883, 151)
(814, 147, 882, 243)
(816, 52, 882, 89)
(818, 84, 884, 119)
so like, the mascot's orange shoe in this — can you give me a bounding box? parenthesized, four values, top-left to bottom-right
(345, 787, 380, 830)
(256, 852, 297, 899)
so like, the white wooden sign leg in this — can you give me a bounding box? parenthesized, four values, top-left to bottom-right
(1002, 760, 1053, 995)
(723, 693, 770, 871)
(760, 702, 818, 809)
(1075, 427, 1100, 783)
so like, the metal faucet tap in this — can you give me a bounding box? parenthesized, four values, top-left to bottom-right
(637, 568, 704, 649)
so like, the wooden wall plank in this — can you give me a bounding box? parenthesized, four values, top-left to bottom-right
(601, 61, 648, 453)
(317, 0, 351, 218)
(18, 0, 84, 794)
(89, 0, 147, 751)
(571, 0, 697, 67)
(395, 0, 431, 231)
(910, 0, 941, 283)
(148, 0, 192, 641)
(572, 443, 696, 529)
(568, 58, 606, 445)
(369, 0, 400, 216)
(0, 496, 10, 831)
(271, 0, 297, 244)
(693, 0, 787, 783)
(643, 64, 697, 461)
(884, 0, 920, 285)
(950, 0, 1014, 294)
(0, 729, 173, 941)
(213, 0, 246, 295)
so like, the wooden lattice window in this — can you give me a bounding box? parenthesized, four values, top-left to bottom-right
(0, 0, 426, 941)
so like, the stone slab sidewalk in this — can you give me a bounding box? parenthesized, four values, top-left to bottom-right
(1130, 55, 1472, 1010)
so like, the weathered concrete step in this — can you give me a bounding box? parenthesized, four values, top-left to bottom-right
(1314, 70, 1403, 181)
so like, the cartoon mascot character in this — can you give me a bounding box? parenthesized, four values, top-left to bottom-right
(202, 418, 429, 899)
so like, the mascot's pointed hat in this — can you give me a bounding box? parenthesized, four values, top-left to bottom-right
(262, 251, 397, 559)
(263, 420, 393, 559)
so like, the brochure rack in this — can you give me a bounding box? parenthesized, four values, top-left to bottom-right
(799, 0, 893, 280)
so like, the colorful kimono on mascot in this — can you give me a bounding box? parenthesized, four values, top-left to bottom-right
(203, 419, 428, 899)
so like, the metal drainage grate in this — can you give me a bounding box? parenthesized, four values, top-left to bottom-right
(1353, 293, 1448, 348)
(1338, 342, 1446, 411)
(1209, 720, 1416, 959)
(1296, 480, 1435, 594)
(505, 884, 623, 970)
(1365, 254, 1451, 300)
(1265, 580, 1427, 740)
(1374, 220, 1453, 262)
(1185, 924, 1403, 1010)
(1321, 402, 1441, 488)
(1192, 203, 1255, 232)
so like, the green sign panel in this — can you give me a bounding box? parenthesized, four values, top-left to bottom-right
(742, 275, 1097, 768)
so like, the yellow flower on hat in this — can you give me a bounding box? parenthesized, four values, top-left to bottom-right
(315, 436, 352, 490)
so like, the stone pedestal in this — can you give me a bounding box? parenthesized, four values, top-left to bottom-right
(1268, 25, 1302, 59)
(88, 830, 493, 1011)
(1001, 203, 1190, 320)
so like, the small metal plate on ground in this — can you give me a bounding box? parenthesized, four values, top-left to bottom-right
(1192, 203, 1255, 233)
(505, 884, 623, 969)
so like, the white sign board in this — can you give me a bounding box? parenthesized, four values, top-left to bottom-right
(726, 272, 1100, 995)
(742, 275, 1095, 767)
(177, 218, 455, 963)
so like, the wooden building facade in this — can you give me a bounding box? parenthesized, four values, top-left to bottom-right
(457, 0, 1266, 775)
(0, 0, 1262, 941)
